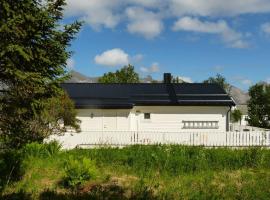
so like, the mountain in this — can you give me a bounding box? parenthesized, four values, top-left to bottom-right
(65, 70, 99, 83)
(229, 86, 250, 105)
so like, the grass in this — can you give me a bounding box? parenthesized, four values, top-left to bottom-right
(1, 144, 270, 199)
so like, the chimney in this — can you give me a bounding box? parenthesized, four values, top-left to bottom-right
(163, 73, 172, 84)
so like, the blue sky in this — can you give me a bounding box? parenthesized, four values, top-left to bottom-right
(63, 0, 270, 91)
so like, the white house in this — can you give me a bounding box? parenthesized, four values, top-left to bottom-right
(62, 73, 235, 133)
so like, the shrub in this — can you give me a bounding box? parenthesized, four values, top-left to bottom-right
(44, 141, 62, 157)
(0, 150, 24, 191)
(21, 142, 45, 158)
(63, 156, 98, 189)
(22, 141, 61, 158)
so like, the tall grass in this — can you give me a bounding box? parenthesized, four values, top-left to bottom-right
(1, 144, 270, 199)
(22, 141, 61, 158)
(67, 145, 270, 175)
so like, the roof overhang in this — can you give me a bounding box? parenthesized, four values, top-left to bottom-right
(75, 104, 134, 109)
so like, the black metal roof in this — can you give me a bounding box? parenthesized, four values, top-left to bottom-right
(62, 83, 235, 108)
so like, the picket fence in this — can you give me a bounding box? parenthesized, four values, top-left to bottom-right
(47, 131, 270, 149)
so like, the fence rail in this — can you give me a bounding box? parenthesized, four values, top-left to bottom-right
(47, 131, 270, 149)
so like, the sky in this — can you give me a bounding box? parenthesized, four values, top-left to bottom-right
(62, 0, 270, 91)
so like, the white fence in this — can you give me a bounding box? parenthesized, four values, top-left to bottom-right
(47, 131, 270, 149)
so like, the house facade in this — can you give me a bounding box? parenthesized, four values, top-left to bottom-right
(62, 74, 235, 133)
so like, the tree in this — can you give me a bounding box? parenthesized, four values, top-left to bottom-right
(247, 84, 270, 129)
(0, 0, 81, 148)
(203, 74, 231, 93)
(172, 76, 187, 83)
(172, 76, 181, 83)
(98, 65, 140, 83)
(231, 109, 242, 125)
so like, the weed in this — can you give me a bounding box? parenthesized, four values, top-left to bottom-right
(63, 156, 98, 189)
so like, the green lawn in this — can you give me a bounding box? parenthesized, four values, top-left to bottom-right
(1, 144, 270, 199)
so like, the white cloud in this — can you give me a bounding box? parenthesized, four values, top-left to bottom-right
(94, 48, 129, 67)
(132, 54, 144, 62)
(128, 0, 165, 8)
(65, 0, 121, 29)
(140, 62, 160, 73)
(63, 0, 270, 45)
(126, 7, 163, 39)
(266, 78, 270, 84)
(169, 0, 270, 17)
(172, 17, 249, 48)
(177, 76, 193, 83)
(261, 23, 270, 35)
(66, 58, 75, 69)
(213, 65, 224, 72)
(241, 79, 253, 85)
(233, 76, 253, 86)
(65, 0, 270, 26)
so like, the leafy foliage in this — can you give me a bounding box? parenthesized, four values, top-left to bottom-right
(63, 156, 98, 189)
(171, 76, 187, 83)
(0, 0, 81, 149)
(203, 74, 231, 93)
(22, 141, 61, 158)
(172, 76, 181, 83)
(247, 83, 270, 129)
(0, 150, 24, 191)
(41, 92, 81, 132)
(231, 109, 243, 124)
(98, 65, 140, 83)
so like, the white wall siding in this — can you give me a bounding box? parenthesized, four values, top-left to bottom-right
(131, 106, 228, 132)
(77, 109, 103, 130)
(77, 109, 130, 131)
(76, 106, 229, 132)
(116, 110, 130, 130)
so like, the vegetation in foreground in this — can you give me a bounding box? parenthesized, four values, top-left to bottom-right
(0, 0, 81, 150)
(0, 143, 270, 200)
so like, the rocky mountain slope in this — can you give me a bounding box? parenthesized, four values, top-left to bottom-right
(65, 70, 99, 83)
(229, 86, 250, 105)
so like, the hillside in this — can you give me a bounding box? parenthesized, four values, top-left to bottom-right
(65, 70, 99, 83)
(229, 86, 250, 105)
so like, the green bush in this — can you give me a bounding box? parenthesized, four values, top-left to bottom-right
(63, 156, 98, 189)
(44, 141, 62, 157)
(21, 142, 44, 158)
(0, 150, 24, 191)
(22, 141, 61, 158)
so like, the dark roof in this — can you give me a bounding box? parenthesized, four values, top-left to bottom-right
(62, 83, 235, 108)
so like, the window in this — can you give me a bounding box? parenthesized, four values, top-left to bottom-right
(183, 121, 218, 129)
(144, 113, 151, 119)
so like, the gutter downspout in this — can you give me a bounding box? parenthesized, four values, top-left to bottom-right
(226, 106, 232, 132)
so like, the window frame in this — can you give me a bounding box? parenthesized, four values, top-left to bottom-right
(90, 113, 94, 118)
(182, 121, 219, 129)
(144, 113, 151, 120)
